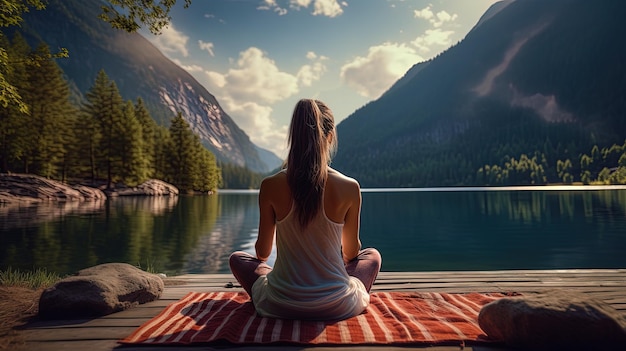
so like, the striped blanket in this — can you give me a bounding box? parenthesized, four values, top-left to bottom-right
(121, 291, 512, 346)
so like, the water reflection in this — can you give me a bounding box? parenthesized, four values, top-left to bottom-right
(0, 195, 209, 276)
(475, 190, 626, 222)
(182, 193, 258, 273)
(360, 189, 626, 272)
(0, 199, 106, 230)
(1, 189, 625, 275)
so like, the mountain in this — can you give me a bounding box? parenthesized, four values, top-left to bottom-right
(256, 145, 283, 172)
(334, 0, 626, 187)
(471, 0, 515, 31)
(7, 0, 282, 174)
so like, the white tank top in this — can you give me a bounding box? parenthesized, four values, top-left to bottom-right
(251, 200, 369, 320)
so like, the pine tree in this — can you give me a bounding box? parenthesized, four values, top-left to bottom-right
(134, 97, 157, 178)
(118, 100, 145, 185)
(0, 1, 46, 113)
(166, 112, 198, 192)
(100, 81, 125, 187)
(153, 126, 170, 181)
(0, 32, 30, 172)
(21, 43, 75, 178)
(82, 70, 110, 182)
(163, 112, 220, 192)
(557, 159, 574, 184)
(193, 138, 221, 192)
(83, 70, 125, 187)
(68, 109, 97, 181)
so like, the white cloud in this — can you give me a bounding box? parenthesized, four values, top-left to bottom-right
(340, 43, 423, 99)
(290, 0, 312, 7)
(198, 40, 215, 57)
(204, 12, 226, 24)
(259, 0, 288, 15)
(409, 5, 458, 56)
(148, 24, 189, 57)
(260, 0, 344, 17)
(297, 52, 328, 86)
(434, 10, 458, 27)
(205, 71, 226, 88)
(413, 6, 434, 21)
(414, 5, 458, 28)
(219, 47, 299, 104)
(171, 58, 205, 73)
(297, 63, 323, 86)
(311, 0, 344, 17)
(260, 0, 279, 6)
(199, 48, 327, 157)
(411, 28, 455, 53)
(221, 99, 289, 156)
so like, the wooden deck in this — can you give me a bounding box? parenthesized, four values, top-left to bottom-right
(21, 269, 626, 351)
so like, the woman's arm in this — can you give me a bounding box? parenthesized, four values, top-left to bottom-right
(255, 178, 276, 262)
(341, 180, 362, 263)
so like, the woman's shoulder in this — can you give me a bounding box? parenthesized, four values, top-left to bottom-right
(260, 169, 288, 190)
(263, 168, 286, 180)
(328, 168, 360, 190)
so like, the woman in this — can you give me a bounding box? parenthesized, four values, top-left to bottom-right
(229, 99, 381, 320)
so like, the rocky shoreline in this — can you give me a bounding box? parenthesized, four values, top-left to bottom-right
(0, 173, 178, 204)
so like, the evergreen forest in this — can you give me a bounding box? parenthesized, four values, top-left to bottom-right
(0, 33, 221, 192)
(334, 0, 626, 188)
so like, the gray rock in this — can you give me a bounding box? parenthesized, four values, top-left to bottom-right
(0, 173, 106, 203)
(478, 290, 626, 349)
(39, 263, 164, 319)
(135, 179, 179, 196)
(71, 184, 107, 200)
(107, 179, 179, 196)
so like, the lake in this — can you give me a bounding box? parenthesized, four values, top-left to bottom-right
(1, 187, 625, 276)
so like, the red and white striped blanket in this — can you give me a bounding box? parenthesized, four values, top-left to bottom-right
(121, 291, 512, 346)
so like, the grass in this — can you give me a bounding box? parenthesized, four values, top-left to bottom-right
(0, 267, 62, 290)
(0, 267, 58, 350)
(136, 257, 162, 274)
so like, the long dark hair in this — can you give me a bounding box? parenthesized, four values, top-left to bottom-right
(285, 99, 337, 228)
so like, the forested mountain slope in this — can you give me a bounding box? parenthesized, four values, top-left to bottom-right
(8, 0, 280, 173)
(334, 0, 626, 187)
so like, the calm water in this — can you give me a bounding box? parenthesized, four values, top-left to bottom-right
(1, 188, 625, 276)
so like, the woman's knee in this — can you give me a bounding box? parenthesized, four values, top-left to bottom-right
(361, 248, 382, 267)
(229, 251, 242, 264)
(229, 251, 251, 269)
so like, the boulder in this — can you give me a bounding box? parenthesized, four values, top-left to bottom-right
(478, 290, 626, 349)
(39, 263, 164, 319)
(0, 173, 106, 203)
(107, 179, 179, 196)
(136, 179, 179, 196)
(71, 184, 107, 200)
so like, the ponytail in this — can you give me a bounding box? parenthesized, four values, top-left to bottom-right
(286, 99, 336, 228)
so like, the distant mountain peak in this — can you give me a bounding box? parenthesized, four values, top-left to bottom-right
(10, 0, 282, 173)
(472, 0, 516, 31)
(334, 0, 626, 187)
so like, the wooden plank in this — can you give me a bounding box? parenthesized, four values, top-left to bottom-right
(24, 340, 121, 351)
(29, 316, 154, 330)
(377, 273, 624, 282)
(19, 269, 626, 351)
(25, 340, 500, 351)
(26, 326, 136, 341)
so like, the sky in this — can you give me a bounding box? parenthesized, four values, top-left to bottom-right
(140, 0, 502, 158)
